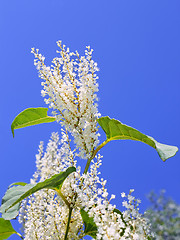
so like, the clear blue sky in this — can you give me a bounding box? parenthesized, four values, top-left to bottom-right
(0, 0, 180, 238)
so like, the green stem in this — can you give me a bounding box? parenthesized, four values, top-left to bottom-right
(83, 139, 110, 174)
(64, 207, 73, 240)
(56, 189, 70, 209)
(16, 232, 24, 239)
(63, 139, 110, 239)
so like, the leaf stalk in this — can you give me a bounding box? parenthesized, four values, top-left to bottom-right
(16, 232, 24, 239)
(83, 139, 110, 174)
(56, 189, 70, 209)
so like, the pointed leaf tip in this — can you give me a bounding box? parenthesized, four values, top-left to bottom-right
(11, 107, 56, 137)
(97, 116, 178, 161)
(148, 136, 178, 161)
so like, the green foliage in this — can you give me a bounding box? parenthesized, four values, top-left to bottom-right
(113, 208, 127, 226)
(11, 107, 56, 137)
(80, 209, 98, 239)
(0, 184, 34, 220)
(0, 218, 16, 240)
(0, 167, 76, 220)
(97, 116, 178, 161)
(113, 208, 128, 237)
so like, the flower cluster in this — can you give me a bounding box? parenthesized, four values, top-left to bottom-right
(31, 42, 100, 159)
(17, 42, 155, 239)
(19, 132, 83, 240)
(19, 132, 154, 239)
(78, 169, 153, 239)
(120, 190, 154, 239)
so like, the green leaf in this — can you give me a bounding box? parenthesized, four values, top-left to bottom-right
(97, 116, 178, 161)
(80, 209, 98, 239)
(0, 184, 34, 220)
(11, 107, 56, 137)
(113, 208, 126, 225)
(9, 182, 27, 187)
(113, 208, 127, 236)
(0, 167, 76, 220)
(0, 218, 16, 240)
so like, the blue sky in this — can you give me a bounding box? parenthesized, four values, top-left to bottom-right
(0, 0, 180, 238)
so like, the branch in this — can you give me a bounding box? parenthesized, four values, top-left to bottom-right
(83, 139, 110, 174)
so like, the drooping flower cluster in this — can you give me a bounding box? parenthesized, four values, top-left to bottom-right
(145, 190, 180, 240)
(31, 42, 100, 159)
(19, 132, 154, 239)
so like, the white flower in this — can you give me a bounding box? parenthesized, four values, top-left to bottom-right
(121, 192, 126, 198)
(19, 132, 153, 239)
(17, 42, 155, 240)
(32, 41, 101, 159)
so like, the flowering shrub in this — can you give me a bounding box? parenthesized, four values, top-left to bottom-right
(0, 42, 178, 239)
